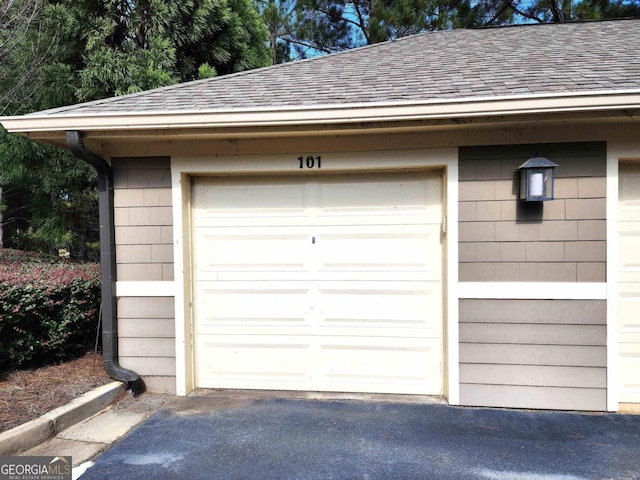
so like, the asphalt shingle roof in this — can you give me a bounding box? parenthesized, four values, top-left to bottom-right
(37, 19, 640, 116)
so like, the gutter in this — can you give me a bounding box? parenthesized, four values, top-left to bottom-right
(66, 131, 145, 396)
(2, 90, 640, 134)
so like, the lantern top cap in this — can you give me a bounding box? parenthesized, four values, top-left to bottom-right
(518, 157, 558, 170)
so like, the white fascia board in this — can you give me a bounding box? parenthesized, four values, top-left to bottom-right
(2, 90, 640, 134)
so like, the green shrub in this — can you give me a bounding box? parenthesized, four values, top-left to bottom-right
(0, 249, 101, 369)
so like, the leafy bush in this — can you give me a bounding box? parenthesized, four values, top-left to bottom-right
(0, 249, 101, 369)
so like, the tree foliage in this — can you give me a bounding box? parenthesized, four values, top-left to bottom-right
(257, 0, 640, 58)
(0, 0, 269, 258)
(71, 0, 269, 99)
(255, 0, 299, 63)
(464, 0, 640, 25)
(0, 131, 99, 258)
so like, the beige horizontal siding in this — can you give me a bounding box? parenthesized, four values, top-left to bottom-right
(460, 262, 582, 282)
(459, 298, 607, 410)
(117, 297, 175, 319)
(459, 364, 606, 389)
(113, 153, 176, 393)
(117, 264, 174, 282)
(459, 343, 607, 367)
(119, 318, 175, 338)
(460, 323, 606, 346)
(460, 384, 606, 411)
(113, 156, 174, 282)
(119, 338, 175, 358)
(113, 188, 173, 209)
(459, 142, 606, 282)
(136, 376, 176, 395)
(118, 357, 176, 376)
(460, 299, 606, 324)
(117, 296, 176, 394)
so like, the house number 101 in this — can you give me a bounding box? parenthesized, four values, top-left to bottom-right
(298, 155, 322, 169)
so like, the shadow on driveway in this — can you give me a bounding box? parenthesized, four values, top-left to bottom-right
(81, 398, 640, 479)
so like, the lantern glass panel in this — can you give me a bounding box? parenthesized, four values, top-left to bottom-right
(518, 156, 558, 202)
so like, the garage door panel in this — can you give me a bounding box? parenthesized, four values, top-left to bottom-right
(196, 284, 441, 334)
(318, 340, 441, 394)
(619, 346, 640, 402)
(617, 288, 640, 331)
(618, 231, 640, 282)
(200, 214, 439, 228)
(195, 225, 441, 277)
(321, 288, 441, 331)
(316, 173, 441, 212)
(199, 327, 437, 339)
(194, 232, 309, 275)
(193, 174, 440, 214)
(202, 272, 440, 282)
(319, 231, 441, 273)
(197, 340, 312, 386)
(193, 178, 307, 218)
(197, 337, 441, 394)
(618, 163, 640, 404)
(192, 171, 444, 395)
(195, 287, 309, 327)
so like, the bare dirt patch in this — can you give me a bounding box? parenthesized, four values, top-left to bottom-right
(0, 352, 112, 433)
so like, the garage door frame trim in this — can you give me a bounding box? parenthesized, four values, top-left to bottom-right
(170, 148, 460, 402)
(609, 140, 640, 411)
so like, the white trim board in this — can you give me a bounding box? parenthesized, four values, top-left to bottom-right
(606, 143, 621, 412)
(171, 169, 190, 397)
(458, 282, 607, 300)
(445, 161, 460, 405)
(116, 281, 176, 297)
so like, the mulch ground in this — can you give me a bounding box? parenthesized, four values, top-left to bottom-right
(0, 352, 112, 433)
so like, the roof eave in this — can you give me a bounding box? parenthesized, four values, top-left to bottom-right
(2, 90, 640, 140)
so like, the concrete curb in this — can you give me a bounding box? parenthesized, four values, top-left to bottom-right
(0, 381, 123, 455)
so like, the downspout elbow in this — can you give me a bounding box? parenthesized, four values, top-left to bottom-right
(66, 131, 145, 396)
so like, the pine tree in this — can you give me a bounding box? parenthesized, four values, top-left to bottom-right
(259, 0, 640, 55)
(0, 0, 269, 258)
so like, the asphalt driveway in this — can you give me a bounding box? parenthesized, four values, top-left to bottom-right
(80, 398, 640, 479)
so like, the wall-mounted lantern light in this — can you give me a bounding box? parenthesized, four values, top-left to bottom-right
(518, 157, 558, 202)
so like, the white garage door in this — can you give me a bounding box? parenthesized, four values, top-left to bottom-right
(191, 171, 443, 395)
(618, 163, 640, 404)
